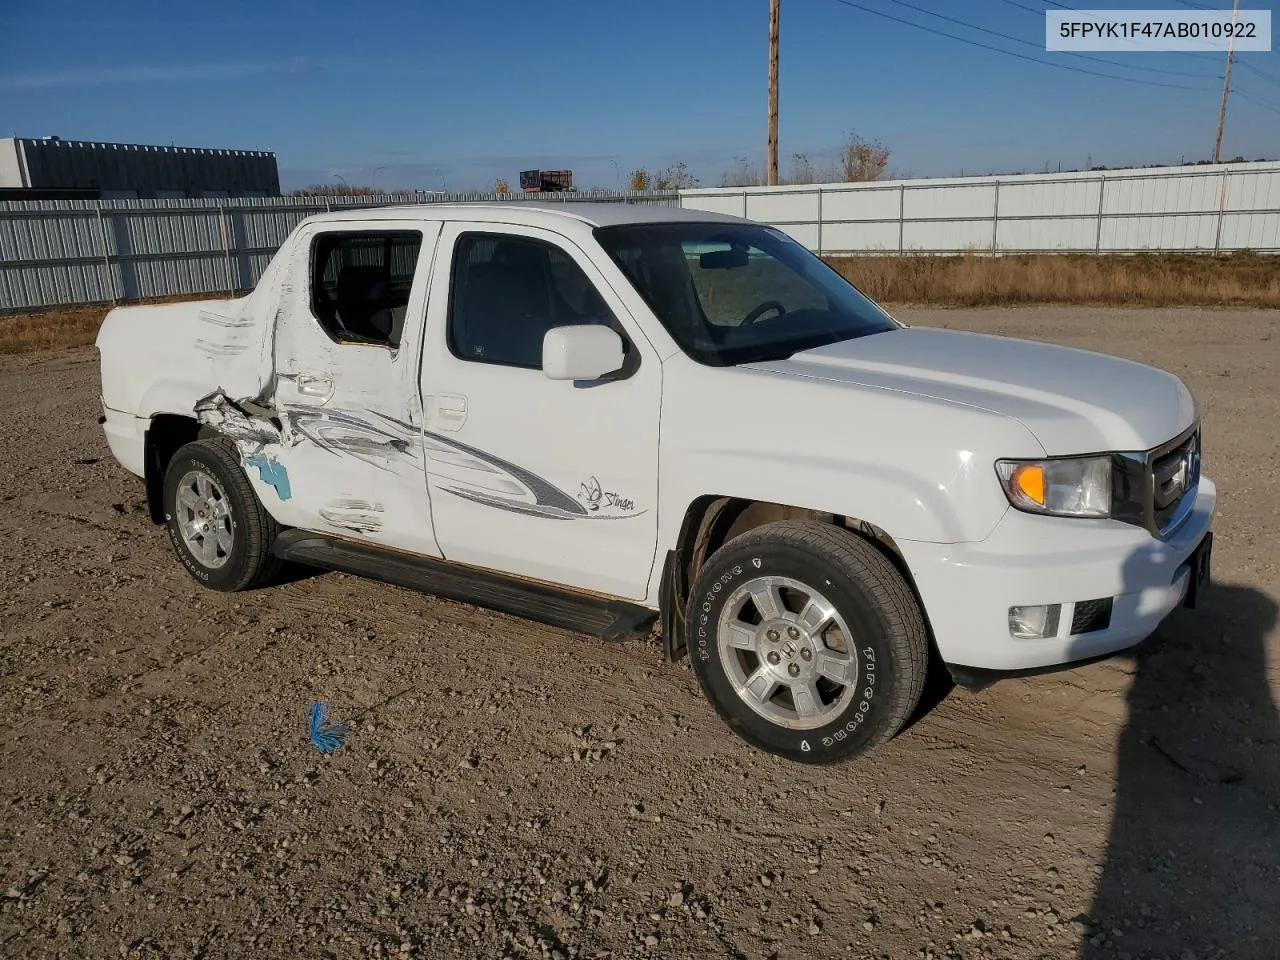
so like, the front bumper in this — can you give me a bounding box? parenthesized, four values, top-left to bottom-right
(900, 477, 1216, 671)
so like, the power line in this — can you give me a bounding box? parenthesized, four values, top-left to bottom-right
(826, 0, 1220, 91)
(898, 0, 1221, 79)
(1238, 60, 1280, 89)
(1234, 88, 1280, 112)
(998, 0, 1044, 13)
(1234, 89, 1280, 116)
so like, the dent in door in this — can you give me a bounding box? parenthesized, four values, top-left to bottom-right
(194, 389, 415, 527)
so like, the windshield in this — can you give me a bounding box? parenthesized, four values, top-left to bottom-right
(594, 222, 900, 365)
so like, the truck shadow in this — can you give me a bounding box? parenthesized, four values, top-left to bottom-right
(1081, 579, 1280, 960)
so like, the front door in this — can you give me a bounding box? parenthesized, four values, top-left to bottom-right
(418, 222, 662, 601)
(267, 219, 444, 557)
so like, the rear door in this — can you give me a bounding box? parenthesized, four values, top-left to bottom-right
(417, 221, 662, 600)
(266, 219, 444, 556)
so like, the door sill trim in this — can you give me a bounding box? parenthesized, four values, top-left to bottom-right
(272, 529, 658, 642)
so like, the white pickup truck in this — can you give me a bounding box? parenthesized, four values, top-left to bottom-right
(96, 202, 1215, 763)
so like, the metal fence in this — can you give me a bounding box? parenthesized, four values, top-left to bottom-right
(0, 189, 677, 314)
(4, 162, 1279, 315)
(680, 161, 1280, 256)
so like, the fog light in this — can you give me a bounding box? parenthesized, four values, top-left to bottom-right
(1009, 604, 1061, 639)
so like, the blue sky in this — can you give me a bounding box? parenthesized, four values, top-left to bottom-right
(1, 0, 1277, 191)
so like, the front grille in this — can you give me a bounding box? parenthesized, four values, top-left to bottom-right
(1070, 597, 1113, 635)
(1111, 424, 1200, 539)
(1151, 431, 1199, 531)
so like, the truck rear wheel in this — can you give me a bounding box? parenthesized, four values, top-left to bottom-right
(685, 520, 928, 763)
(162, 438, 282, 592)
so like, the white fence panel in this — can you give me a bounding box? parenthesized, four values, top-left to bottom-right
(1220, 212, 1280, 250)
(746, 190, 819, 226)
(680, 193, 744, 218)
(678, 161, 1280, 256)
(997, 216, 1099, 251)
(997, 178, 1101, 218)
(819, 221, 901, 252)
(904, 219, 993, 252)
(904, 183, 995, 221)
(1100, 214, 1219, 251)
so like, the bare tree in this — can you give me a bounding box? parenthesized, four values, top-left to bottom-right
(287, 184, 377, 196)
(652, 162, 698, 190)
(720, 157, 763, 187)
(839, 133, 891, 182)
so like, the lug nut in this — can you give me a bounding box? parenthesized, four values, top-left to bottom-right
(800, 648, 813, 662)
(767, 651, 781, 665)
(766, 629, 779, 642)
(787, 627, 801, 640)
(788, 663, 801, 677)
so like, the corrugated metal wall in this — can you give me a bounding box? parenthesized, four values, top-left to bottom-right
(0, 190, 677, 312)
(5, 138, 280, 197)
(679, 161, 1280, 255)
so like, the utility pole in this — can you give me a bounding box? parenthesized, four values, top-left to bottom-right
(1212, 0, 1241, 164)
(767, 0, 780, 185)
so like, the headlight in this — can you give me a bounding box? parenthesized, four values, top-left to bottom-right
(995, 456, 1112, 518)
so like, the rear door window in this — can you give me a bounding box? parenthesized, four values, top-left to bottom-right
(310, 230, 423, 347)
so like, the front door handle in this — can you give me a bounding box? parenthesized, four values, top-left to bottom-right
(427, 394, 468, 431)
(295, 374, 334, 403)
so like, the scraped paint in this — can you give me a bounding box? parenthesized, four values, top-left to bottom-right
(245, 454, 292, 501)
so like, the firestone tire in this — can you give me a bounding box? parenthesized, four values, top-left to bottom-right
(162, 437, 282, 592)
(685, 520, 929, 764)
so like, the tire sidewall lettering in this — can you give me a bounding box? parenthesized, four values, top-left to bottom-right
(164, 448, 246, 590)
(688, 546, 891, 760)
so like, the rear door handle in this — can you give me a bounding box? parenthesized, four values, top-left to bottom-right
(296, 374, 334, 402)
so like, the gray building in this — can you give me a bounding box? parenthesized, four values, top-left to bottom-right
(0, 136, 280, 199)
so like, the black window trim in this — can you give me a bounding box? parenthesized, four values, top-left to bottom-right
(307, 227, 425, 350)
(445, 229, 641, 379)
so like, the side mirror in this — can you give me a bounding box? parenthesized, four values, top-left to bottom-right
(542, 325, 625, 381)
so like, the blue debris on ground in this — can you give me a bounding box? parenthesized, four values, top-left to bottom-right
(308, 701, 348, 754)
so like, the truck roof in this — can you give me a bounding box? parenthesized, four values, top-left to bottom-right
(297, 201, 749, 230)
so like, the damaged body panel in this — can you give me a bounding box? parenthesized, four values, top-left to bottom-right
(97, 200, 1218, 767)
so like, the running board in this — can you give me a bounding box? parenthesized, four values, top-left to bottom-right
(272, 530, 658, 642)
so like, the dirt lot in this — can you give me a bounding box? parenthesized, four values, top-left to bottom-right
(2, 306, 1278, 960)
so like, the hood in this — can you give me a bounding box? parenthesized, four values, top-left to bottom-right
(748, 327, 1196, 454)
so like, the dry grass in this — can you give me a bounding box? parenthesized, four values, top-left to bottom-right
(2, 252, 1277, 356)
(829, 251, 1280, 308)
(0, 294, 227, 356)
(0, 305, 112, 355)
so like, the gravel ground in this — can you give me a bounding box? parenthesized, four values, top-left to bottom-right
(1, 305, 1278, 960)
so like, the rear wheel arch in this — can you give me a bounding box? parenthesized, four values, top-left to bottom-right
(143, 414, 201, 524)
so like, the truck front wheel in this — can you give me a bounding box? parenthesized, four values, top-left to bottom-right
(685, 520, 929, 763)
(162, 438, 282, 592)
